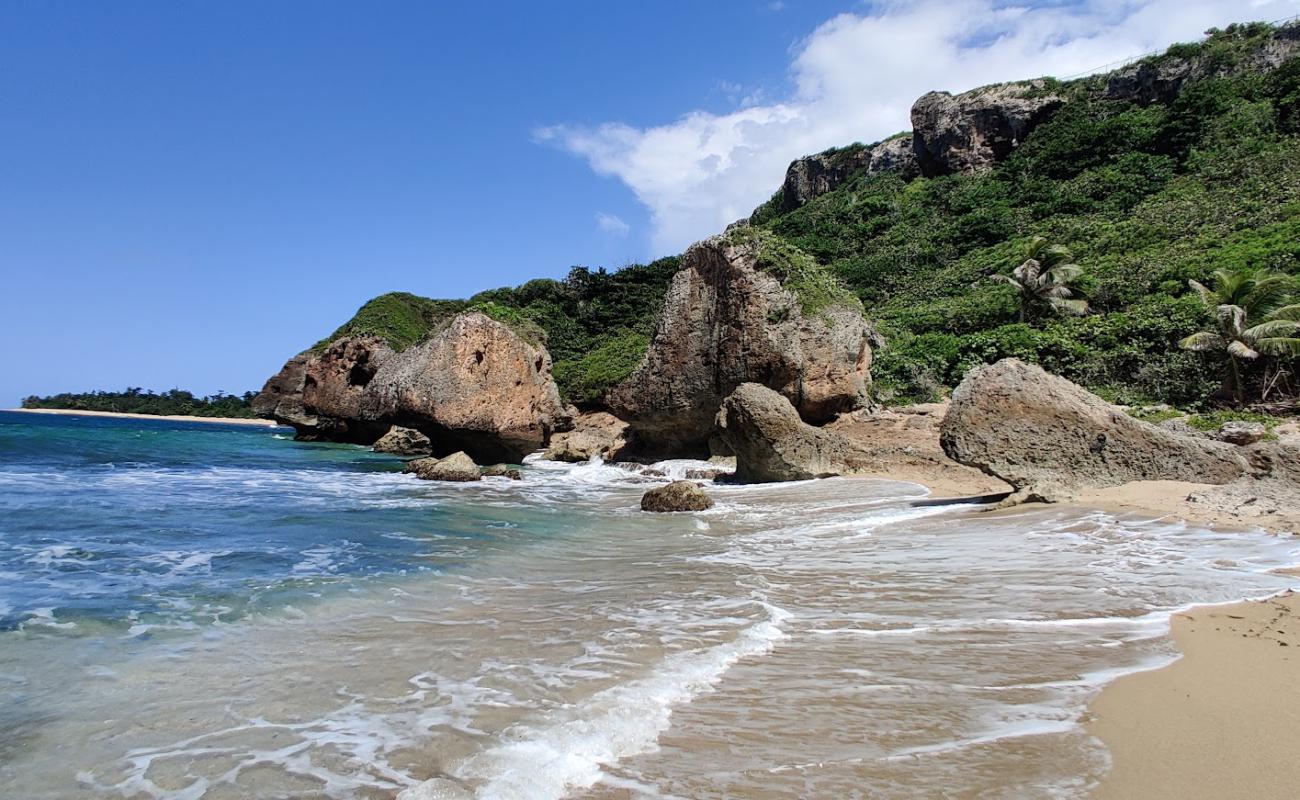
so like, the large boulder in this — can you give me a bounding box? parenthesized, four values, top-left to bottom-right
(373, 425, 433, 456)
(714, 383, 868, 483)
(542, 411, 631, 462)
(910, 81, 1063, 177)
(775, 136, 918, 213)
(939, 359, 1249, 502)
(640, 481, 714, 512)
(608, 231, 874, 457)
(367, 312, 568, 463)
(403, 451, 481, 482)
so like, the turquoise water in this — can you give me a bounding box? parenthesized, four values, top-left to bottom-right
(1, 410, 1298, 799)
(0, 410, 504, 633)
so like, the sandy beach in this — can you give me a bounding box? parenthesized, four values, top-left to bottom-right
(1088, 590, 1300, 799)
(7, 407, 283, 427)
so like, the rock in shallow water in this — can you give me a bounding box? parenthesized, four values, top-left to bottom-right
(714, 383, 867, 483)
(372, 425, 432, 456)
(403, 451, 482, 482)
(640, 481, 714, 512)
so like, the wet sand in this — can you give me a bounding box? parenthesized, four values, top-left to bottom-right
(7, 408, 282, 427)
(1088, 591, 1300, 799)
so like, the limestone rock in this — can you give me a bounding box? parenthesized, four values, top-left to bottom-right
(910, 81, 1063, 177)
(640, 481, 714, 512)
(608, 233, 873, 456)
(1214, 421, 1268, 446)
(403, 451, 482, 482)
(775, 136, 918, 213)
(1106, 23, 1300, 105)
(367, 312, 568, 463)
(542, 411, 631, 462)
(251, 352, 317, 433)
(481, 464, 523, 480)
(939, 359, 1249, 502)
(714, 383, 869, 483)
(373, 426, 433, 456)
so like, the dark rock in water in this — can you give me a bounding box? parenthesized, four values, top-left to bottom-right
(714, 383, 868, 483)
(373, 426, 433, 456)
(939, 359, 1248, 503)
(910, 81, 1063, 177)
(403, 451, 482, 482)
(543, 411, 631, 462)
(640, 481, 714, 512)
(481, 464, 523, 480)
(608, 232, 873, 457)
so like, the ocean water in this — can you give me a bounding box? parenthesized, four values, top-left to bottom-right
(0, 410, 1296, 799)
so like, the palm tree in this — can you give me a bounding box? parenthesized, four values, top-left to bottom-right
(1179, 269, 1300, 403)
(992, 236, 1089, 322)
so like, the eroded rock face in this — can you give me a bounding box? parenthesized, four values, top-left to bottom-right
(373, 425, 433, 456)
(300, 336, 395, 443)
(1106, 24, 1300, 105)
(367, 313, 568, 463)
(251, 352, 316, 432)
(939, 359, 1248, 501)
(911, 82, 1063, 177)
(714, 383, 868, 483)
(776, 136, 918, 213)
(607, 235, 873, 456)
(640, 481, 714, 512)
(254, 313, 568, 461)
(403, 451, 481, 482)
(542, 411, 631, 462)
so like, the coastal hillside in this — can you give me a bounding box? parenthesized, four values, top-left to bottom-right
(273, 20, 1300, 415)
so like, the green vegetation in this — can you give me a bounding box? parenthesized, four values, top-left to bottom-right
(726, 226, 862, 316)
(752, 22, 1300, 408)
(991, 236, 1088, 322)
(315, 259, 679, 405)
(313, 292, 467, 353)
(22, 389, 257, 418)
(1179, 268, 1300, 402)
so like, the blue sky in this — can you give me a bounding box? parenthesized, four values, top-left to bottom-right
(3, 0, 1297, 405)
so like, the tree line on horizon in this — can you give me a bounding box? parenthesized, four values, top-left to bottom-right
(21, 388, 258, 418)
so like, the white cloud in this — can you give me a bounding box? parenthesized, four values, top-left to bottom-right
(540, 0, 1300, 254)
(595, 211, 630, 237)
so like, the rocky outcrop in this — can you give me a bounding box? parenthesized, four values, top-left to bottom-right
(299, 336, 395, 443)
(251, 352, 317, 432)
(940, 359, 1249, 502)
(542, 411, 631, 462)
(607, 232, 873, 456)
(373, 425, 432, 456)
(253, 313, 568, 462)
(403, 451, 482, 482)
(481, 464, 523, 480)
(911, 81, 1063, 177)
(640, 481, 714, 512)
(1105, 23, 1300, 105)
(714, 383, 868, 483)
(776, 136, 918, 212)
(366, 313, 567, 463)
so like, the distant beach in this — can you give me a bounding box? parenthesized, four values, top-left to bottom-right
(7, 407, 282, 427)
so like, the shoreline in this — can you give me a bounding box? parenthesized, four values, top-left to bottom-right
(5, 407, 284, 427)
(1087, 590, 1300, 799)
